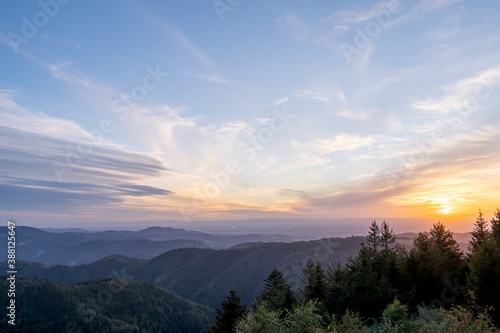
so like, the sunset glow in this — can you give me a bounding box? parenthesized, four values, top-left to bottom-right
(1, 1, 499, 233)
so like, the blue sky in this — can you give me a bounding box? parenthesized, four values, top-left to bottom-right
(1, 0, 500, 230)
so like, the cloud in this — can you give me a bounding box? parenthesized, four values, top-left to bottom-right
(138, 5, 229, 84)
(186, 71, 230, 84)
(411, 66, 500, 114)
(294, 87, 373, 121)
(293, 133, 374, 156)
(335, 109, 371, 121)
(0, 176, 172, 211)
(278, 14, 310, 41)
(47, 62, 111, 94)
(0, 125, 168, 182)
(0, 90, 93, 142)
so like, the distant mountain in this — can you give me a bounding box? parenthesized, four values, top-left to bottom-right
(0, 226, 295, 265)
(3, 236, 366, 308)
(0, 276, 214, 333)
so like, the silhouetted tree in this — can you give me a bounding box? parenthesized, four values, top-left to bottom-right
(367, 220, 380, 252)
(469, 209, 490, 253)
(380, 220, 396, 252)
(407, 222, 465, 308)
(490, 208, 500, 241)
(209, 289, 246, 333)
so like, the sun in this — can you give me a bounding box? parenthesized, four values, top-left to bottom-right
(441, 206, 451, 214)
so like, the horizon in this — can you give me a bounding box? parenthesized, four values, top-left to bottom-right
(15, 216, 478, 236)
(1, 0, 500, 232)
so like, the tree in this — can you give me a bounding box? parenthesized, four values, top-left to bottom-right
(490, 208, 500, 241)
(469, 209, 490, 253)
(380, 220, 396, 252)
(209, 289, 246, 333)
(344, 246, 393, 318)
(467, 236, 500, 325)
(325, 262, 347, 315)
(367, 220, 380, 252)
(258, 269, 296, 313)
(302, 259, 326, 303)
(407, 222, 465, 308)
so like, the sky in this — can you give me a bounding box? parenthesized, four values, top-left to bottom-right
(1, 0, 499, 232)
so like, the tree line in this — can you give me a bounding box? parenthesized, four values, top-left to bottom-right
(210, 209, 500, 332)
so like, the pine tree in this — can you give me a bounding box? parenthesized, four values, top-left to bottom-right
(407, 222, 465, 308)
(258, 268, 296, 312)
(469, 209, 490, 253)
(380, 220, 396, 252)
(303, 259, 326, 302)
(490, 208, 500, 241)
(209, 289, 246, 333)
(325, 262, 347, 315)
(367, 220, 380, 252)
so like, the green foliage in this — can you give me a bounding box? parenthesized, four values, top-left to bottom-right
(235, 303, 284, 333)
(209, 289, 246, 333)
(285, 301, 325, 333)
(331, 309, 365, 333)
(378, 299, 410, 332)
(441, 305, 497, 332)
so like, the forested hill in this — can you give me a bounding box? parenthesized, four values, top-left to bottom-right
(0, 276, 214, 333)
(2, 236, 365, 309)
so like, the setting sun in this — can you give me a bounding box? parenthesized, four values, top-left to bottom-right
(441, 206, 451, 214)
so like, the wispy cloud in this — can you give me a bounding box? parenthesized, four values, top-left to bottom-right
(277, 14, 310, 41)
(411, 66, 500, 114)
(138, 5, 229, 84)
(292, 133, 374, 157)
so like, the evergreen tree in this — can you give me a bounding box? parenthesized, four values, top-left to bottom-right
(367, 220, 380, 252)
(469, 209, 490, 253)
(467, 236, 500, 324)
(302, 259, 326, 302)
(258, 268, 296, 312)
(325, 262, 347, 315)
(344, 246, 393, 318)
(380, 220, 396, 252)
(407, 222, 465, 308)
(491, 208, 500, 241)
(209, 289, 246, 333)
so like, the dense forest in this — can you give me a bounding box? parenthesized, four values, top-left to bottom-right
(0, 277, 214, 333)
(209, 210, 500, 332)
